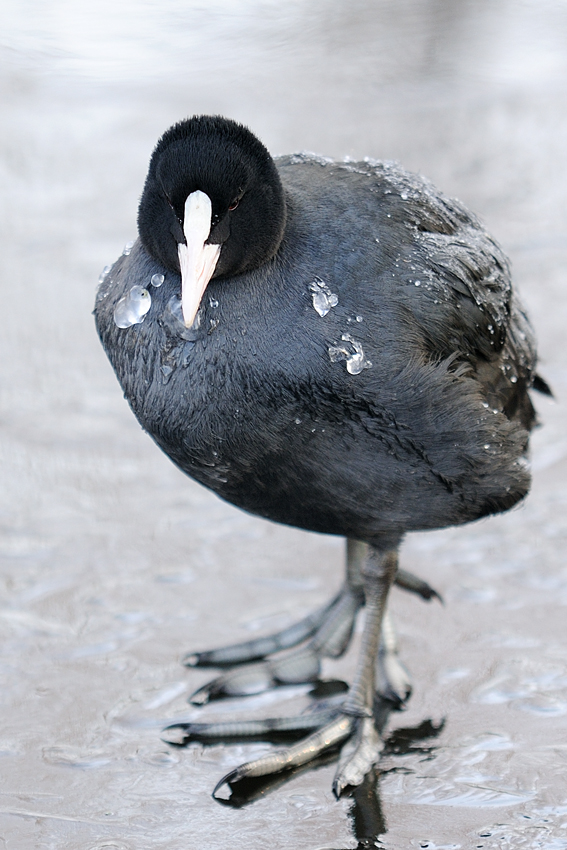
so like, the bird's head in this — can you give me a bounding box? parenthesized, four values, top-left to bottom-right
(137, 115, 287, 327)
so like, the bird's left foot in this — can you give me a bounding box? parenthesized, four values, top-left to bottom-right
(164, 695, 393, 799)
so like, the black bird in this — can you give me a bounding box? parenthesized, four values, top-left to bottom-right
(95, 115, 550, 796)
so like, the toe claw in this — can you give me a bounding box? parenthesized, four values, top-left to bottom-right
(333, 717, 383, 797)
(395, 568, 443, 604)
(188, 684, 215, 705)
(376, 651, 412, 706)
(188, 662, 277, 704)
(161, 724, 190, 745)
(212, 766, 247, 801)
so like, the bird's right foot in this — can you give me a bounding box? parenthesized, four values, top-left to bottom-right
(183, 543, 438, 706)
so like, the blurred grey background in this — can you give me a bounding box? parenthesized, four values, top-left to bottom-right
(0, 2, 566, 848)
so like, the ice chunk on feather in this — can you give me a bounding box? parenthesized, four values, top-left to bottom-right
(113, 286, 151, 328)
(309, 278, 339, 317)
(328, 334, 372, 375)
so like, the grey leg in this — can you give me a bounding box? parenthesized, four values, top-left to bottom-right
(332, 546, 398, 793)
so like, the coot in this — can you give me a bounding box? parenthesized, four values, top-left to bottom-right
(95, 115, 549, 796)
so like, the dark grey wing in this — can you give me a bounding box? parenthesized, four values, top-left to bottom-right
(367, 162, 541, 430)
(422, 224, 511, 354)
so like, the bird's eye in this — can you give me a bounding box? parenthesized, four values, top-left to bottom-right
(164, 195, 180, 221)
(228, 199, 239, 211)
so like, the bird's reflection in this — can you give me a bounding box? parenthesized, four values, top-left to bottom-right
(346, 713, 445, 849)
(348, 767, 386, 849)
(187, 688, 444, 846)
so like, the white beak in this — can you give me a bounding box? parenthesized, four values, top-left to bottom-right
(177, 190, 221, 327)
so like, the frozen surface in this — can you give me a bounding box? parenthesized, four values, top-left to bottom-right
(1, 1, 566, 848)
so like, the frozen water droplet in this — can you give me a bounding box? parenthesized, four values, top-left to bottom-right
(328, 333, 372, 375)
(309, 279, 339, 317)
(295, 418, 301, 425)
(209, 297, 219, 308)
(482, 402, 489, 408)
(312, 291, 329, 316)
(510, 375, 518, 383)
(414, 280, 421, 286)
(328, 347, 346, 363)
(98, 265, 111, 283)
(122, 240, 135, 256)
(113, 286, 151, 328)
(356, 315, 363, 322)
(163, 296, 202, 340)
(400, 192, 408, 200)
(347, 354, 372, 375)
(151, 273, 164, 287)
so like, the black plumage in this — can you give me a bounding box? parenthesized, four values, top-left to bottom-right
(95, 116, 548, 795)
